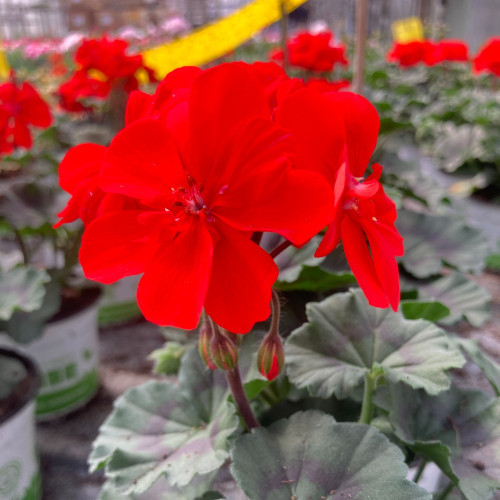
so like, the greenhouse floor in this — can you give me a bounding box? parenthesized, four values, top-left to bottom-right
(35, 270, 500, 500)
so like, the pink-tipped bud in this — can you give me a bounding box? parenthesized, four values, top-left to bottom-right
(257, 334, 284, 381)
(198, 320, 216, 370)
(210, 329, 238, 371)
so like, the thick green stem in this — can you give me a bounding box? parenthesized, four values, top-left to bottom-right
(413, 458, 427, 483)
(226, 364, 260, 430)
(359, 370, 376, 424)
(436, 482, 454, 500)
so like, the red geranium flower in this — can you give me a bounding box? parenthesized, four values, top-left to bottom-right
(270, 31, 349, 73)
(57, 37, 156, 112)
(55, 143, 137, 227)
(246, 62, 349, 117)
(428, 39, 469, 64)
(386, 40, 435, 67)
(57, 71, 110, 113)
(473, 37, 500, 76)
(76, 63, 334, 332)
(305, 78, 350, 93)
(277, 90, 404, 310)
(0, 78, 52, 155)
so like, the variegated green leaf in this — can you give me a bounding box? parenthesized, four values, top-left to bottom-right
(414, 272, 491, 327)
(285, 289, 465, 399)
(0, 266, 50, 320)
(454, 337, 500, 396)
(397, 210, 490, 278)
(388, 383, 500, 500)
(231, 410, 431, 500)
(99, 473, 223, 500)
(89, 348, 239, 495)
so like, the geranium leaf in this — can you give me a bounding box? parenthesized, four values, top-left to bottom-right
(410, 272, 491, 327)
(397, 210, 490, 278)
(99, 473, 223, 500)
(276, 265, 355, 292)
(274, 236, 324, 283)
(2, 276, 61, 343)
(231, 410, 431, 500)
(454, 338, 500, 396)
(388, 383, 500, 500)
(89, 348, 239, 495)
(401, 300, 450, 322)
(0, 266, 50, 320)
(285, 289, 465, 399)
(269, 236, 355, 292)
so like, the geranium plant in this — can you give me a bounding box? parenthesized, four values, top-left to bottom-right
(55, 61, 500, 499)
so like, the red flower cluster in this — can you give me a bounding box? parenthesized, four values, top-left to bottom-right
(270, 31, 349, 73)
(0, 77, 52, 157)
(56, 62, 403, 333)
(387, 39, 469, 67)
(473, 37, 500, 76)
(57, 37, 155, 112)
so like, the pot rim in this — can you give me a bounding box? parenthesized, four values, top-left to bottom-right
(48, 285, 102, 325)
(0, 347, 40, 425)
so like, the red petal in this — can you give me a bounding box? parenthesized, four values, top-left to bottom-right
(150, 66, 201, 114)
(13, 120, 32, 148)
(326, 92, 380, 177)
(125, 90, 153, 125)
(79, 211, 160, 284)
(341, 216, 389, 308)
(187, 62, 270, 188)
(137, 220, 213, 329)
(276, 88, 345, 186)
(315, 161, 348, 257)
(58, 143, 106, 192)
(362, 220, 402, 311)
(101, 118, 187, 204)
(18, 82, 52, 128)
(205, 223, 278, 333)
(215, 163, 334, 247)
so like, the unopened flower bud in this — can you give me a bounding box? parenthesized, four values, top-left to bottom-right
(198, 320, 216, 370)
(210, 329, 239, 371)
(257, 333, 284, 381)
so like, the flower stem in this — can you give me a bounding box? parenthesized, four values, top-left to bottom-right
(226, 365, 260, 430)
(270, 239, 292, 259)
(436, 482, 454, 500)
(413, 458, 428, 483)
(14, 228, 30, 265)
(359, 370, 377, 425)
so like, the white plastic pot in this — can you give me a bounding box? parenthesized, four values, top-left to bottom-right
(0, 348, 41, 500)
(27, 290, 101, 420)
(0, 289, 101, 420)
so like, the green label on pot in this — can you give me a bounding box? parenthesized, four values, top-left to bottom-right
(36, 369, 99, 417)
(0, 402, 40, 500)
(25, 304, 100, 419)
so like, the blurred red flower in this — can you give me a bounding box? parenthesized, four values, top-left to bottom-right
(57, 71, 110, 112)
(270, 31, 349, 72)
(428, 39, 469, 64)
(0, 78, 52, 156)
(386, 40, 435, 67)
(473, 37, 500, 76)
(57, 37, 156, 112)
(72, 63, 333, 332)
(277, 90, 404, 310)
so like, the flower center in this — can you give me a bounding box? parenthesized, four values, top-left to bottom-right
(171, 185, 212, 220)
